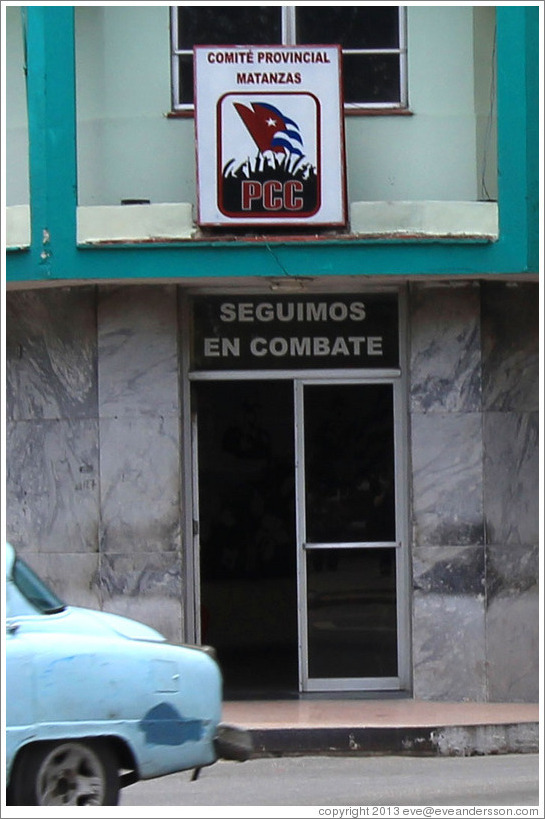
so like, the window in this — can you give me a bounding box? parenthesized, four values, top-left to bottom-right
(171, 6, 407, 112)
(9, 556, 66, 616)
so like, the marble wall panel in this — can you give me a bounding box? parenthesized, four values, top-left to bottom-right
(485, 541, 539, 702)
(96, 552, 184, 644)
(486, 591, 539, 702)
(483, 412, 539, 546)
(486, 540, 538, 600)
(99, 415, 181, 553)
(481, 282, 539, 412)
(98, 284, 179, 419)
(412, 591, 487, 701)
(413, 544, 485, 596)
(6, 418, 99, 554)
(6, 287, 97, 421)
(97, 284, 183, 607)
(409, 284, 481, 413)
(21, 551, 101, 611)
(411, 412, 484, 546)
(412, 545, 487, 700)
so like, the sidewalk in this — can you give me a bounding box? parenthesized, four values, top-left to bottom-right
(222, 699, 540, 758)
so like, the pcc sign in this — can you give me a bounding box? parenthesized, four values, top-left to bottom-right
(194, 45, 346, 227)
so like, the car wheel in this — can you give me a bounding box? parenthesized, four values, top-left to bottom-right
(9, 740, 120, 806)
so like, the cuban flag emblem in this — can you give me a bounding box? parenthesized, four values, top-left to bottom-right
(233, 102, 304, 157)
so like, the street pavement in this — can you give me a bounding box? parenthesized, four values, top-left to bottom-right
(119, 753, 541, 810)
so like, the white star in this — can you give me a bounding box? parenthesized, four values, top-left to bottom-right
(266, 118, 277, 127)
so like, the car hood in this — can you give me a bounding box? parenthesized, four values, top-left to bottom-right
(69, 607, 167, 642)
(13, 604, 166, 643)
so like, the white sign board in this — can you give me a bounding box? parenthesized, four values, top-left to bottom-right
(194, 45, 346, 227)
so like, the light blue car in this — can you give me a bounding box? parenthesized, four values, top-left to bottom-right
(4, 542, 251, 806)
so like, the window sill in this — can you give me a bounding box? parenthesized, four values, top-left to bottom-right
(166, 107, 413, 119)
(74, 201, 497, 244)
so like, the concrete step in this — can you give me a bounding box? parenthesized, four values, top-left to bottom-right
(222, 699, 539, 757)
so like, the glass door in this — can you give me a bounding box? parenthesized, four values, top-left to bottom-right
(296, 381, 405, 691)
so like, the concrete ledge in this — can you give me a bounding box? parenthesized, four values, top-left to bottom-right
(7, 201, 499, 247)
(5, 204, 30, 248)
(349, 201, 498, 239)
(248, 722, 539, 758)
(77, 202, 196, 243)
(430, 723, 540, 756)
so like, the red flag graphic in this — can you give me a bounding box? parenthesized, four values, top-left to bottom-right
(234, 102, 295, 154)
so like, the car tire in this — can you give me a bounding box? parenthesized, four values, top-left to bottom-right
(214, 724, 253, 762)
(8, 739, 120, 806)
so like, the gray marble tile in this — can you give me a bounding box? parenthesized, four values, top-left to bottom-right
(96, 551, 183, 599)
(485, 540, 539, 701)
(411, 412, 484, 546)
(98, 285, 179, 419)
(413, 545, 485, 596)
(96, 552, 185, 644)
(100, 596, 184, 646)
(409, 284, 481, 413)
(481, 282, 539, 412)
(6, 419, 99, 553)
(483, 412, 539, 545)
(413, 591, 486, 701)
(99, 415, 181, 553)
(486, 590, 539, 702)
(6, 288, 97, 421)
(486, 541, 538, 602)
(19, 551, 101, 611)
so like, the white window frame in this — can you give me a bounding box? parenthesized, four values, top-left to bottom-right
(170, 6, 408, 113)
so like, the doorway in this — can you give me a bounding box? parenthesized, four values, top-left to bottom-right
(193, 378, 405, 697)
(195, 381, 298, 697)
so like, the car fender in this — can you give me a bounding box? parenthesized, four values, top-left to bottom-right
(6, 631, 223, 782)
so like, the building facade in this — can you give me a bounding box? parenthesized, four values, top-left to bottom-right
(4, 5, 539, 702)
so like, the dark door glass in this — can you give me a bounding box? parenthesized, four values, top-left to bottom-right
(307, 547, 398, 678)
(304, 384, 396, 543)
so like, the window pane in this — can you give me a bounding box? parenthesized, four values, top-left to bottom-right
(296, 6, 399, 50)
(177, 6, 282, 48)
(307, 547, 398, 678)
(304, 384, 396, 543)
(178, 55, 194, 105)
(343, 54, 401, 104)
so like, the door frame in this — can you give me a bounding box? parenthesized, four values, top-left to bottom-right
(180, 284, 411, 693)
